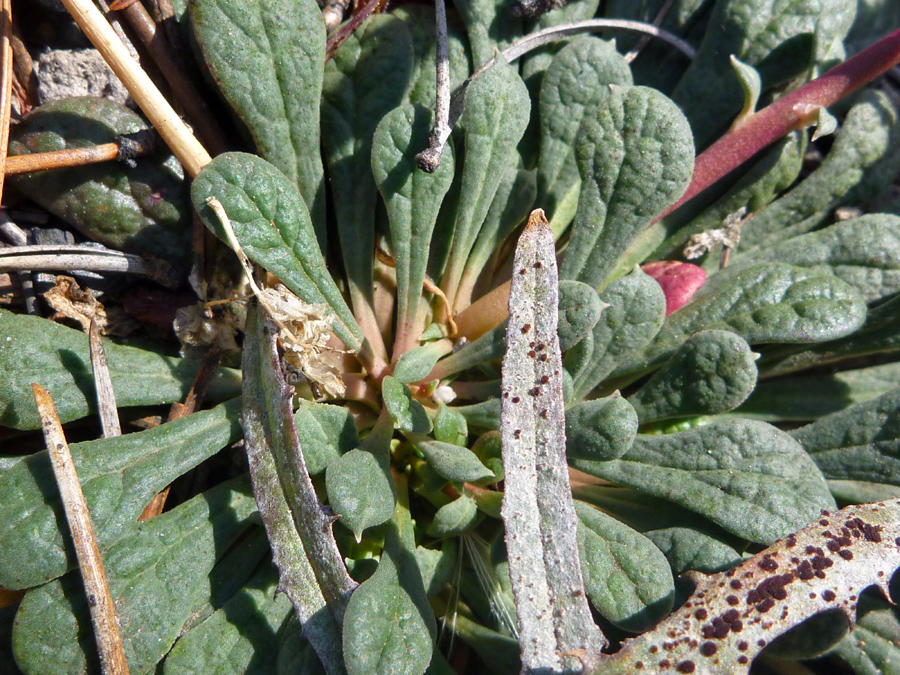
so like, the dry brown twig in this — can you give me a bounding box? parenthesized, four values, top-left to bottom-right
(0, 0, 14, 204)
(89, 320, 122, 438)
(32, 384, 130, 675)
(57, 0, 211, 177)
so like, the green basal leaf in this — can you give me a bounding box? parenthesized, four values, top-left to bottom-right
(452, 613, 520, 673)
(191, 152, 364, 352)
(409, 435, 495, 484)
(441, 57, 530, 313)
(0, 309, 240, 429)
(414, 539, 459, 597)
(560, 85, 694, 290)
(383, 376, 433, 434)
(845, 0, 900, 56)
(739, 90, 900, 252)
(343, 500, 434, 675)
(434, 403, 468, 446)
(453, 0, 523, 66)
(432, 323, 507, 378)
(322, 15, 413, 329)
(627, 330, 758, 423)
(791, 387, 900, 487)
(294, 399, 360, 476)
(607, 0, 707, 93)
(326, 448, 396, 541)
(643, 526, 743, 575)
(520, 0, 602, 90)
(671, 0, 856, 146)
(735, 361, 900, 422)
(0, 398, 242, 590)
(829, 480, 900, 506)
(9, 97, 191, 264)
(426, 493, 481, 538)
(373, 104, 455, 354)
(575, 501, 675, 632)
(611, 263, 867, 381)
(453, 399, 501, 431)
(570, 266, 666, 399)
(189, 0, 327, 237)
(12, 479, 262, 675)
(760, 294, 900, 376)
(565, 393, 638, 462)
(738, 214, 900, 303)
(163, 563, 292, 675)
(457, 162, 536, 308)
(571, 419, 836, 544)
(832, 593, 900, 675)
(537, 36, 632, 217)
(763, 608, 851, 660)
(276, 620, 329, 675)
(557, 280, 606, 352)
(393, 340, 453, 384)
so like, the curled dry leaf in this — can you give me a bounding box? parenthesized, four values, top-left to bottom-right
(683, 208, 747, 260)
(174, 302, 241, 352)
(259, 285, 345, 399)
(43, 275, 138, 336)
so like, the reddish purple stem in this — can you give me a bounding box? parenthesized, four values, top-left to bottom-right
(659, 27, 900, 222)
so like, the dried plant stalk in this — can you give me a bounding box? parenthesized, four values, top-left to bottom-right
(32, 384, 130, 675)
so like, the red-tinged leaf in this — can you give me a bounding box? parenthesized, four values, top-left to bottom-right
(642, 261, 707, 316)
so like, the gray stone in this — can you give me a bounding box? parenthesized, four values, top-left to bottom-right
(36, 49, 131, 106)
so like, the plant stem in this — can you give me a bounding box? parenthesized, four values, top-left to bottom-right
(32, 384, 130, 675)
(0, 244, 180, 288)
(658, 26, 900, 221)
(415, 0, 452, 173)
(58, 0, 211, 177)
(88, 320, 121, 438)
(0, 0, 12, 210)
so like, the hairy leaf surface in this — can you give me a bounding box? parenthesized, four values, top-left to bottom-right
(561, 86, 694, 290)
(0, 309, 240, 429)
(12, 481, 262, 675)
(627, 330, 758, 422)
(0, 399, 242, 589)
(575, 502, 675, 632)
(190, 0, 326, 235)
(192, 152, 363, 351)
(572, 419, 836, 544)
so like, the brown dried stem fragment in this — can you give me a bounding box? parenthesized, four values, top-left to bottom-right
(0, 0, 13, 205)
(32, 384, 130, 675)
(89, 320, 121, 438)
(58, 0, 211, 177)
